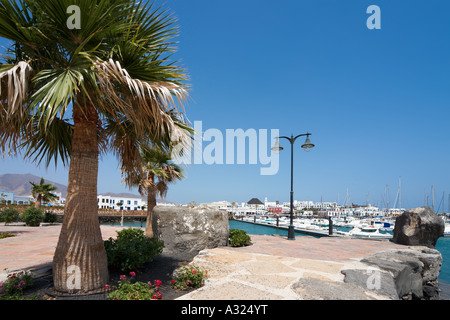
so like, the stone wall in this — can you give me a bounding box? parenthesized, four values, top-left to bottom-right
(152, 205, 229, 256)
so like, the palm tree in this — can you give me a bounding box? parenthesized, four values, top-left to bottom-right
(29, 177, 58, 207)
(133, 146, 184, 238)
(232, 201, 238, 214)
(0, 0, 190, 293)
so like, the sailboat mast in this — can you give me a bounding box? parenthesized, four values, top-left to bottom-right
(386, 185, 390, 215)
(432, 185, 435, 212)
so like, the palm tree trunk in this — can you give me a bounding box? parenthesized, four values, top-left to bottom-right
(52, 103, 109, 293)
(145, 173, 157, 238)
(35, 195, 42, 208)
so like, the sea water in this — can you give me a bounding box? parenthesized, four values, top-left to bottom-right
(436, 237, 450, 285)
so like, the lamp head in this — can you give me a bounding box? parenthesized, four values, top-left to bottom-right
(301, 134, 315, 152)
(271, 137, 284, 153)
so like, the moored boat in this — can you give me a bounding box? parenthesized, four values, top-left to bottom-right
(444, 224, 450, 237)
(345, 225, 392, 239)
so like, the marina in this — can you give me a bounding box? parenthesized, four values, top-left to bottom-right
(234, 215, 395, 239)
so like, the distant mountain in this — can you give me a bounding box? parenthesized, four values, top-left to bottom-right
(0, 173, 68, 197)
(0, 174, 175, 204)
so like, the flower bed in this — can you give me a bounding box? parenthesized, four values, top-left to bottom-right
(0, 232, 16, 239)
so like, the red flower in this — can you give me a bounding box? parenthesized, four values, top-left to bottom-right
(152, 292, 162, 300)
(129, 271, 136, 277)
(120, 275, 126, 280)
(171, 280, 176, 284)
(192, 270, 197, 274)
(154, 280, 162, 286)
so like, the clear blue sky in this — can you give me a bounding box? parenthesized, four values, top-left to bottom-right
(1, 0, 450, 209)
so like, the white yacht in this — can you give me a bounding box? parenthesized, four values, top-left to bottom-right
(344, 225, 392, 239)
(444, 224, 450, 237)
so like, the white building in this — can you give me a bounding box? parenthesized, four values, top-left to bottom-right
(0, 191, 34, 205)
(353, 205, 382, 217)
(264, 197, 278, 208)
(281, 200, 314, 210)
(200, 200, 231, 211)
(313, 202, 338, 210)
(0, 191, 14, 204)
(98, 194, 146, 211)
(52, 192, 66, 206)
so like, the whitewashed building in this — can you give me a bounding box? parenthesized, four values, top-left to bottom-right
(0, 191, 34, 205)
(98, 194, 146, 211)
(200, 200, 231, 211)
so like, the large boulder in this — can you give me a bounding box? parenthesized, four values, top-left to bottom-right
(152, 205, 229, 255)
(350, 246, 442, 299)
(392, 206, 444, 248)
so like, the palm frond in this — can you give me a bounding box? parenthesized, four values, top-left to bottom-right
(95, 58, 189, 149)
(0, 61, 33, 116)
(21, 116, 73, 167)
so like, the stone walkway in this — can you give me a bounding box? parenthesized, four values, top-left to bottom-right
(177, 234, 407, 300)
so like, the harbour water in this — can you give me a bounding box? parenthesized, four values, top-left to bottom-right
(102, 219, 450, 298)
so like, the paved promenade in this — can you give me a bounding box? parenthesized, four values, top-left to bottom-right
(0, 223, 410, 299)
(0, 223, 124, 281)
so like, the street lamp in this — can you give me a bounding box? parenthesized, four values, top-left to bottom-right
(272, 133, 315, 240)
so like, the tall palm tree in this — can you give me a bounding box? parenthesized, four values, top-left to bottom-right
(0, 0, 190, 293)
(134, 146, 184, 238)
(29, 177, 58, 207)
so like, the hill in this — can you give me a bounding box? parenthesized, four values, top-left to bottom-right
(0, 173, 67, 197)
(0, 174, 175, 204)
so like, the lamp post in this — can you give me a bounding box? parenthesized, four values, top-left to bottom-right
(272, 133, 315, 240)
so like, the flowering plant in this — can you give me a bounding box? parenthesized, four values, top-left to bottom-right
(171, 264, 206, 291)
(0, 271, 34, 300)
(0, 232, 16, 239)
(106, 272, 163, 300)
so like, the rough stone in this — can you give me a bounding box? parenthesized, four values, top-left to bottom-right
(291, 277, 376, 300)
(153, 205, 229, 255)
(358, 247, 442, 299)
(392, 206, 444, 248)
(341, 268, 399, 299)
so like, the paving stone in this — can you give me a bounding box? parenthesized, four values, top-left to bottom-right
(232, 274, 297, 289)
(290, 259, 344, 274)
(184, 281, 285, 300)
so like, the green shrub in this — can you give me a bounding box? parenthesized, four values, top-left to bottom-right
(0, 271, 34, 300)
(104, 228, 164, 272)
(0, 232, 16, 239)
(107, 272, 162, 300)
(43, 211, 58, 224)
(0, 208, 20, 225)
(21, 207, 44, 227)
(229, 229, 252, 247)
(171, 264, 206, 291)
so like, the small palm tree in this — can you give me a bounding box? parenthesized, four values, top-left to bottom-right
(29, 177, 58, 208)
(232, 201, 238, 214)
(134, 146, 184, 238)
